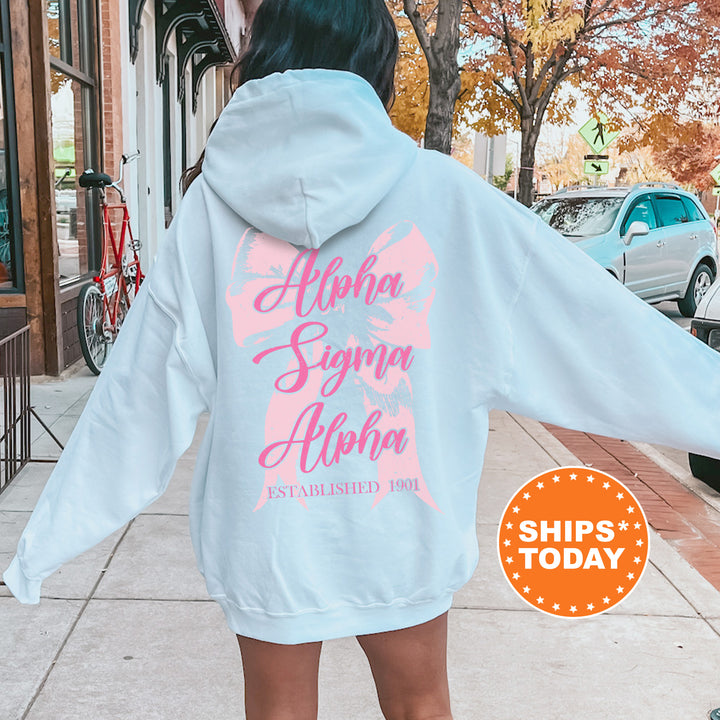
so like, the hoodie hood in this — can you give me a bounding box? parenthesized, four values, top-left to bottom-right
(202, 68, 419, 249)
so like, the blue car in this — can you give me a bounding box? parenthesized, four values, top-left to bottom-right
(532, 182, 718, 317)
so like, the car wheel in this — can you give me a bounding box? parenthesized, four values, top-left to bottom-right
(688, 452, 720, 493)
(677, 263, 714, 318)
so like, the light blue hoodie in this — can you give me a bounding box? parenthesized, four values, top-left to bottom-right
(5, 68, 720, 644)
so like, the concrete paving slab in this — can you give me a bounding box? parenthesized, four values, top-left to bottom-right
(30, 377, 95, 415)
(0, 463, 53, 511)
(93, 515, 207, 601)
(30, 411, 205, 462)
(476, 469, 521, 526)
(23, 599, 244, 720)
(646, 526, 720, 618)
(455, 523, 698, 618)
(478, 413, 574, 524)
(483, 413, 559, 477)
(0, 598, 85, 720)
(27, 413, 63, 443)
(508, 412, 584, 468)
(33, 362, 98, 384)
(6, 381, 720, 720)
(447, 607, 720, 720)
(29, 414, 86, 459)
(63, 391, 93, 416)
(605, 559, 700, 617)
(141, 459, 194, 515)
(453, 523, 527, 611)
(20, 598, 389, 720)
(187, 412, 209, 455)
(0, 511, 125, 600)
(318, 636, 385, 720)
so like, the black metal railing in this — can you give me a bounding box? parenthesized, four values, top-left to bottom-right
(0, 323, 30, 491)
(0, 324, 64, 496)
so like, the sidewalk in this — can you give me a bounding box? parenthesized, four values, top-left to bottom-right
(2, 365, 720, 719)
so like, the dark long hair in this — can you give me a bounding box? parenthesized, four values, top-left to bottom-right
(180, 0, 399, 195)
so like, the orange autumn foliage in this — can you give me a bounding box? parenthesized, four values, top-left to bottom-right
(654, 123, 720, 191)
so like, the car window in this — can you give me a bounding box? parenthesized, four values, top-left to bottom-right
(654, 195, 689, 227)
(621, 197, 657, 235)
(681, 196, 704, 222)
(531, 196, 624, 237)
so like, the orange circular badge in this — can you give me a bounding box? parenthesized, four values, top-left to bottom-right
(497, 466, 649, 618)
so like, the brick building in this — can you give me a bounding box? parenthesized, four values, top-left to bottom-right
(0, 0, 245, 375)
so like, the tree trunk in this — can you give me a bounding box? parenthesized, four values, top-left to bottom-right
(425, 66, 461, 153)
(404, 0, 463, 154)
(518, 115, 540, 207)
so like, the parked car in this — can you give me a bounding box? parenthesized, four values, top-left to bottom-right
(532, 183, 718, 317)
(688, 281, 720, 490)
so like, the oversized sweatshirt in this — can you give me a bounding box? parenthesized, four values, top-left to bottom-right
(5, 68, 720, 644)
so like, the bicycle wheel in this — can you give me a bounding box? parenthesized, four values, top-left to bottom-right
(77, 282, 109, 375)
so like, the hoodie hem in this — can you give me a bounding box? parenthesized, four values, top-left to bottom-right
(212, 590, 455, 644)
(3, 555, 42, 604)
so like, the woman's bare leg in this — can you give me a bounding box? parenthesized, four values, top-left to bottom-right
(356, 610, 453, 720)
(236, 634, 323, 720)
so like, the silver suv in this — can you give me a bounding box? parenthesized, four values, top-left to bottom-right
(532, 183, 718, 317)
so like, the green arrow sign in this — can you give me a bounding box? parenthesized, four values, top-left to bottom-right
(579, 112, 620, 154)
(710, 164, 720, 185)
(584, 159, 610, 176)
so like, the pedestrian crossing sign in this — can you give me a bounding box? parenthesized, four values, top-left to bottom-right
(711, 164, 720, 186)
(579, 113, 620, 154)
(584, 159, 610, 176)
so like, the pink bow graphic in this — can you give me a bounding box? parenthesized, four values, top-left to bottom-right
(225, 221, 441, 513)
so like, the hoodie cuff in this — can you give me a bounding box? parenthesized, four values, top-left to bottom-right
(3, 555, 42, 604)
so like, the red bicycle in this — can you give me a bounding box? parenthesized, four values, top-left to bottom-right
(77, 152, 145, 374)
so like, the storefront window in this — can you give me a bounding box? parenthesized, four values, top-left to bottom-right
(47, 0, 100, 285)
(50, 72, 92, 279)
(0, 0, 21, 291)
(47, 0, 73, 64)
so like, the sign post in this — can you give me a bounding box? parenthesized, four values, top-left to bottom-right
(579, 112, 619, 184)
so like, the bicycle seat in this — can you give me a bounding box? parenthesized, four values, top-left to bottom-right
(79, 170, 113, 188)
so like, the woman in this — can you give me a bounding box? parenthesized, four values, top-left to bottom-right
(6, 1, 720, 719)
(183, 5, 454, 717)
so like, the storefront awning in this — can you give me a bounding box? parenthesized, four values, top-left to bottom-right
(129, 0, 236, 113)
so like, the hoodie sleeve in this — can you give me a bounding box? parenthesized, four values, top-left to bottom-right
(2, 180, 216, 604)
(490, 208, 720, 461)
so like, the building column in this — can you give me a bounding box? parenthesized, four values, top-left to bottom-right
(10, 0, 62, 375)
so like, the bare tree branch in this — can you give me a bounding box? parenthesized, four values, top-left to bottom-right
(522, 42, 535, 113)
(403, 0, 436, 66)
(584, 7, 671, 34)
(534, 49, 574, 129)
(529, 52, 559, 103)
(493, 78, 523, 112)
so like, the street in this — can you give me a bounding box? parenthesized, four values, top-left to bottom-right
(655, 299, 693, 331)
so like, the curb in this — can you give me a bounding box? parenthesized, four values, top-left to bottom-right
(512, 412, 720, 618)
(628, 440, 720, 516)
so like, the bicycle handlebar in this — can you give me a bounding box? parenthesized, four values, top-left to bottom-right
(79, 151, 141, 203)
(117, 151, 141, 186)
